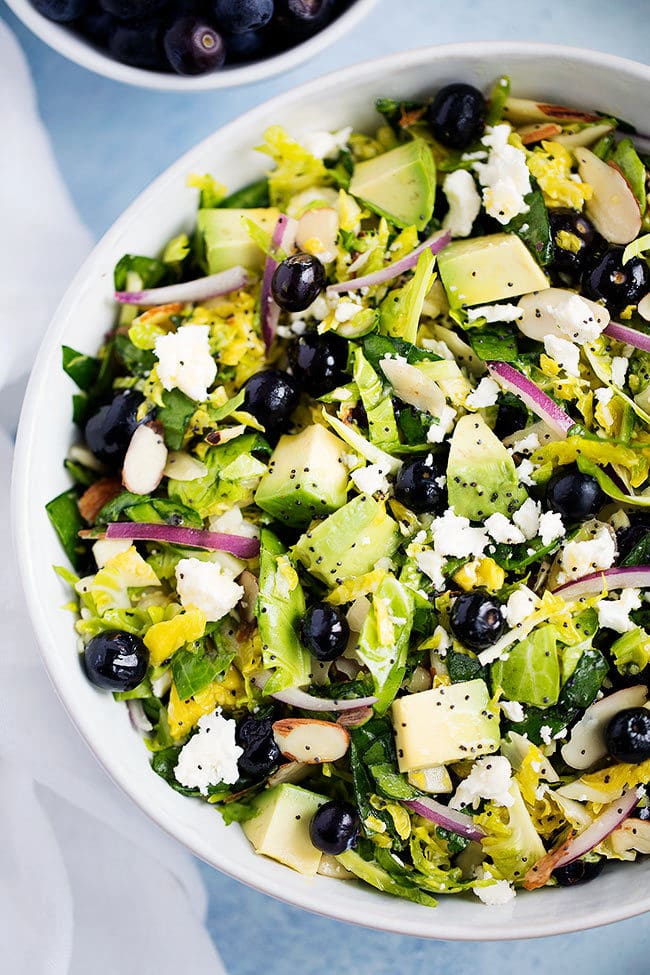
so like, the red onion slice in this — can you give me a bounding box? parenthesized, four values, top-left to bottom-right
(326, 230, 451, 294)
(553, 565, 650, 601)
(105, 521, 260, 558)
(114, 266, 249, 305)
(261, 213, 298, 350)
(489, 362, 574, 438)
(403, 796, 486, 842)
(252, 672, 377, 712)
(604, 321, 650, 353)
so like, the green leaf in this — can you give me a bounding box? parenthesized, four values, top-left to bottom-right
(370, 764, 420, 800)
(125, 497, 203, 529)
(209, 389, 246, 421)
(219, 179, 270, 209)
(113, 334, 156, 378)
(218, 800, 260, 825)
(356, 574, 414, 712)
(375, 96, 428, 129)
(396, 404, 435, 445)
(447, 647, 487, 683)
(467, 325, 519, 363)
(114, 254, 167, 292)
(610, 138, 647, 214)
(379, 249, 435, 344)
(46, 489, 87, 570)
(96, 491, 148, 524)
(62, 346, 100, 391)
(486, 75, 511, 125)
(158, 387, 196, 451)
(491, 625, 560, 707)
(353, 348, 400, 449)
(504, 181, 553, 265)
(151, 746, 200, 796)
(336, 850, 438, 907)
(162, 233, 190, 264)
(64, 458, 99, 488)
(172, 641, 235, 700)
(363, 333, 441, 372)
(621, 529, 650, 566)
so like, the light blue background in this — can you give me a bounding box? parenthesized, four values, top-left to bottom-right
(4, 0, 650, 969)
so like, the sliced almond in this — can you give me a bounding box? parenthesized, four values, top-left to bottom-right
(561, 684, 648, 770)
(238, 569, 259, 623)
(267, 761, 311, 787)
(134, 302, 184, 323)
(638, 292, 650, 322)
(295, 207, 339, 264)
(272, 718, 350, 764)
(518, 122, 563, 145)
(574, 147, 642, 244)
(503, 97, 601, 125)
(380, 357, 446, 416)
(517, 287, 609, 343)
(610, 818, 650, 855)
(553, 122, 616, 148)
(163, 451, 208, 481)
(78, 476, 122, 523)
(122, 423, 168, 495)
(205, 424, 247, 446)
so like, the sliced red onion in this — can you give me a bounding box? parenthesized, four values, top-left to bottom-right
(604, 321, 650, 353)
(261, 213, 298, 350)
(127, 699, 153, 734)
(252, 672, 377, 712)
(105, 521, 260, 558)
(403, 796, 486, 842)
(114, 266, 249, 305)
(553, 565, 650, 601)
(326, 230, 451, 294)
(488, 362, 574, 438)
(524, 789, 639, 888)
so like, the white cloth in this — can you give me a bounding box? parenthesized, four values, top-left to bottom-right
(0, 20, 225, 975)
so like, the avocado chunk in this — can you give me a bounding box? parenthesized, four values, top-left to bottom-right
(447, 414, 528, 519)
(437, 233, 548, 309)
(197, 207, 280, 273)
(391, 678, 500, 772)
(255, 425, 349, 527)
(293, 494, 401, 586)
(242, 783, 327, 876)
(349, 140, 436, 231)
(491, 625, 560, 707)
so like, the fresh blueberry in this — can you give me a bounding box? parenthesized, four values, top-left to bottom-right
(108, 19, 167, 69)
(493, 397, 529, 440)
(545, 465, 604, 522)
(271, 253, 326, 313)
(211, 0, 274, 34)
(310, 800, 359, 855)
(235, 715, 281, 780)
(450, 591, 506, 651)
(224, 28, 268, 62)
(77, 7, 115, 44)
(553, 858, 605, 886)
(243, 369, 301, 433)
(98, 0, 166, 20)
(582, 246, 650, 316)
(300, 603, 350, 661)
(427, 83, 487, 150)
(605, 707, 650, 763)
(84, 631, 149, 692)
(273, 0, 335, 38)
(394, 457, 447, 515)
(85, 389, 149, 466)
(289, 331, 349, 397)
(31, 0, 88, 22)
(164, 17, 225, 74)
(549, 209, 597, 280)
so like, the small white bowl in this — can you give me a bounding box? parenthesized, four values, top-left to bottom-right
(13, 42, 650, 939)
(4, 0, 378, 90)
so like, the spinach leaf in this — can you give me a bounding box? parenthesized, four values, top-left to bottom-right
(370, 763, 420, 800)
(62, 346, 100, 391)
(46, 489, 87, 570)
(158, 387, 196, 450)
(436, 826, 470, 855)
(467, 325, 519, 363)
(621, 530, 650, 567)
(312, 679, 375, 701)
(491, 534, 564, 572)
(113, 334, 156, 378)
(375, 97, 428, 130)
(114, 254, 168, 291)
(397, 404, 435, 444)
(64, 458, 99, 488)
(151, 746, 200, 796)
(97, 491, 149, 523)
(219, 179, 270, 209)
(125, 497, 203, 529)
(363, 333, 441, 372)
(325, 149, 354, 190)
(218, 801, 260, 825)
(171, 641, 235, 700)
(349, 719, 406, 849)
(447, 648, 488, 684)
(504, 180, 553, 265)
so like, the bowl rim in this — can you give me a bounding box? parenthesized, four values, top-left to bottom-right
(13, 40, 650, 940)
(4, 0, 379, 91)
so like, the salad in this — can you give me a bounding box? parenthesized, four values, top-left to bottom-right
(49, 78, 650, 908)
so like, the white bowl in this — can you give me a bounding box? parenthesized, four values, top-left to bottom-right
(13, 42, 650, 940)
(4, 0, 378, 90)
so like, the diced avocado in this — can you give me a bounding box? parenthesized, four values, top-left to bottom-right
(349, 140, 436, 231)
(242, 783, 327, 876)
(491, 625, 560, 707)
(447, 414, 528, 520)
(391, 678, 500, 772)
(293, 494, 401, 586)
(407, 765, 453, 794)
(437, 233, 548, 309)
(254, 425, 349, 527)
(197, 207, 279, 273)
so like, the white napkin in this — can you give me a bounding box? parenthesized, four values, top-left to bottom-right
(0, 20, 226, 975)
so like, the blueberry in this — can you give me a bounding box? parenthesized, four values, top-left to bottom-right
(85, 390, 149, 465)
(243, 369, 300, 433)
(84, 631, 149, 692)
(289, 331, 348, 397)
(164, 17, 225, 75)
(310, 800, 359, 855)
(545, 465, 603, 522)
(77, 7, 115, 44)
(300, 603, 350, 661)
(236, 715, 281, 780)
(32, 0, 88, 22)
(271, 253, 326, 313)
(211, 0, 274, 34)
(605, 707, 650, 763)
(427, 83, 487, 150)
(582, 246, 650, 316)
(108, 19, 167, 69)
(273, 0, 335, 39)
(553, 858, 604, 886)
(99, 0, 166, 20)
(224, 28, 268, 63)
(493, 397, 529, 440)
(450, 591, 505, 651)
(394, 457, 447, 515)
(549, 209, 597, 280)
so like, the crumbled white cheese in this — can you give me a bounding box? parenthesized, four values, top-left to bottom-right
(550, 293, 604, 345)
(474, 877, 517, 906)
(430, 508, 489, 559)
(595, 386, 615, 426)
(539, 725, 553, 745)
(461, 149, 488, 161)
(558, 524, 615, 584)
(466, 303, 523, 324)
(485, 512, 526, 545)
(174, 709, 243, 795)
(465, 376, 500, 409)
(512, 498, 541, 541)
(432, 624, 451, 656)
(334, 296, 363, 323)
(350, 463, 391, 496)
(501, 699, 526, 723)
(426, 405, 457, 442)
(505, 585, 538, 628)
(415, 549, 446, 591)
(516, 458, 537, 487)
(210, 506, 259, 539)
(450, 756, 514, 810)
(611, 356, 629, 387)
(544, 334, 580, 378)
(305, 292, 336, 321)
(597, 588, 642, 634)
(473, 124, 531, 224)
(435, 474, 447, 489)
(154, 325, 217, 402)
(175, 557, 244, 622)
(512, 432, 540, 456)
(302, 126, 352, 160)
(538, 510, 566, 548)
(442, 169, 482, 238)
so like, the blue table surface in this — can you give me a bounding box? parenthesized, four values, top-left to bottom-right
(5, 0, 650, 969)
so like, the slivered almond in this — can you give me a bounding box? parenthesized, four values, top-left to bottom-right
(272, 718, 350, 764)
(78, 477, 122, 523)
(380, 357, 446, 416)
(122, 423, 168, 495)
(574, 147, 642, 244)
(553, 122, 616, 148)
(134, 302, 184, 322)
(267, 761, 311, 787)
(639, 293, 650, 322)
(517, 287, 609, 343)
(561, 684, 647, 770)
(518, 122, 563, 145)
(296, 207, 339, 264)
(238, 569, 259, 623)
(503, 97, 601, 125)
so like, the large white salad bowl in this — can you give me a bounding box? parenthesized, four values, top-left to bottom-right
(13, 42, 650, 940)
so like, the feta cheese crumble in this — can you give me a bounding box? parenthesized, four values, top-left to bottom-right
(450, 756, 514, 810)
(465, 376, 501, 409)
(550, 293, 604, 345)
(442, 169, 482, 238)
(611, 355, 629, 387)
(430, 508, 489, 559)
(474, 877, 516, 907)
(544, 334, 581, 377)
(512, 498, 541, 540)
(154, 325, 217, 402)
(516, 458, 537, 486)
(302, 126, 352, 160)
(501, 699, 526, 723)
(175, 557, 244, 622)
(426, 405, 457, 442)
(539, 725, 553, 745)
(538, 510, 566, 547)
(350, 463, 391, 496)
(485, 512, 526, 545)
(504, 585, 538, 628)
(415, 549, 446, 591)
(466, 303, 523, 324)
(558, 523, 616, 584)
(597, 588, 642, 634)
(174, 709, 243, 795)
(511, 431, 540, 455)
(473, 124, 531, 224)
